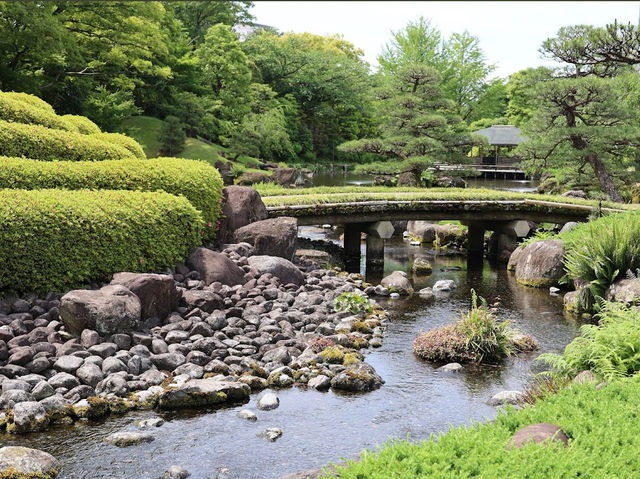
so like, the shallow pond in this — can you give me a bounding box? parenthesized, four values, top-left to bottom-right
(1, 234, 579, 479)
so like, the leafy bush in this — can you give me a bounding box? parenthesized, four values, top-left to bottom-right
(0, 94, 75, 132)
(538, 301, 640, 382)
(91, 132, 146, 159)
(61, 114, 101, 135)
(326, 375, 640, 478)
(413, 291, 524, 363)
(0, 120, 134, 162)
(0, 189, 204, 294)
(2, 91, 55, 113)
(560, 212, 640, 310)
(333, 292, 373, 315)
(0, 157, 223, 239)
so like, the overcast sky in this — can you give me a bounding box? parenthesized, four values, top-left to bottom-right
(250, 1, 640, 78)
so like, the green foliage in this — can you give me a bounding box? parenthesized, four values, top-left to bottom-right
(319, 347, 345, 364)
(560, 211, 640, 309)
(538, 302, 640, 382)
(519, 230, 558, 247)
(229, 107, 296, 163)
(91, 132, 146, 159)
(2, 91, 55, 113)
(325, 375, 640, 478)
(61, 114, 101, 135)
(0, 93, 74, 131)
(0, 156, 223, 240)
(0, 189, 204, 294)
(0, 120, 134, 161)
(333, 292, 373, 315)
(84, 87, 139, 132)
(160, 115, 186, 156)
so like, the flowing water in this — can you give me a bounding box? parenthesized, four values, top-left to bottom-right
(2, 177, 575, 479)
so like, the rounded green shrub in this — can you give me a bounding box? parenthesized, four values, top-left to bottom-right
(0, 94, 75, 132)
(0, 189, 204, 294)
(61, 114, 101, 135)
(2, 91, 56, 113)
(91, 132, 146, 159)
(0, 120, 134, 161)
(0, 156, 224, 239)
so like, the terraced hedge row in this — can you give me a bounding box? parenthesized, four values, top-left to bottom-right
(0, 156, 223, 238)
(0, 120, 135, 162)
(91, 132, 146, 159)
(0, 94, 74, 131)
(61, 114, 101, 134)
(0, 189, 204, 293)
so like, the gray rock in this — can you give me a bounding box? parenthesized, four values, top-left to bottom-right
(258, 427, 283, 442)
(381, 271, 413, 295)
(88, 342, 117, 359)
(488, 390, 524, 406)
(173, 363, 204, 379)
(48, 372, 80, 390)
(218, 185, 269, 243)
(438, 362, 463, 372)
(32, 381, 55, 401)
(433, 280, 456, 292)
(76, 363, 104, 388)
(111, 272, 180, 321)
(256, 392, 279, 411)
(187, 248, 246, 287)
(102, 356, 128, 375)
(307, 375, 331, 390)
(508, 423, 569, 449)
(407, 221, 437, 243)
(135, 417, 165, 428)
(80, 329, 100, 348)
(59, 285, 142, 336)
(418, 287, 435, 301)
(605, 278, 640, 305)
(0, 389, 34, 408)
(560, 221, 580, 234)
(247, 256, 304, 287)
(330, 362, 384, 392)
(104, 431, 155, 447)
(514, 239, 565, 288)
(234, 217, 298, 260)
(158, 378, 250, 409)
(163, 466, 191, 479)
(53, 355, 84, 374)
(2, 378, 31, 393)
(237, 409, 258, 421)
(11, 401, 49, 433)
(181, 290, 224, 314)
(0, 446, 61, 478)
(151, 353, 186, 371)
(262, 346, 291, 365)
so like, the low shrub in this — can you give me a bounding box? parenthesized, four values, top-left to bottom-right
(61, 114, 101, 134)
(91, 132, 146, 159)
(334, 292, 373, 315)
(0, 94, 74, 131)
(0, 120, 134, 162)
(413, 291, 524, 363)
(538, 301, 640, 382)
(2, 91, 55, 113)
(326, 375, 640, 478)
(0, 189, 204, 294)
(0, 157, 224, 239)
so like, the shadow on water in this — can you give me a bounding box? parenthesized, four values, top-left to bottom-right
(4, 236, 579, 479)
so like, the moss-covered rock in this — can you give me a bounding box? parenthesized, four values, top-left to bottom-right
(157, 378, 249, 409)
(0, 446, 61, 479)
(515, 239, 565, 288)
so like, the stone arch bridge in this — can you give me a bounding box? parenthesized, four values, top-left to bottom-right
(265, 195, 626, 274)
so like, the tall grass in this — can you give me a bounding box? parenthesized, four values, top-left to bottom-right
(538, 301, 640, 382)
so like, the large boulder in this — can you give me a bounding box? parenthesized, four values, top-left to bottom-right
(235, 171, 271, 186)
(218, 186, 268, 243)
(247, 256, 304, 286)
(110, 273, 179, 321)
(187, 247, 246, 287)
(381, 271, 413, 295)
(234, 217, 298, 260)
(605, 278, 640, 304)
(0, 446, 61, 478)
(397, 171, 419, 187)
(158, 378, 250, 409)
(271, 168, 297, 186)
(514, 239, 565, 288)
(330, 362, 384, 392)
(407, 221, 437, 243)
(507, 245, 523, 272)
(59, 285, 142, 337)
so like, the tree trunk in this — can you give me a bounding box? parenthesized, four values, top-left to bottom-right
(586, 153, 623, 202)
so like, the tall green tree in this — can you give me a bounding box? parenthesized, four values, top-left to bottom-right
(196, 23, 252, 142)
(339, 65, 480, 182)
(160, 115, 185, 155)
(171, 1, 253, 47)
(517, 23, 640, 202)
(505, 67, 553, 127)
(378, 17, 443, 75)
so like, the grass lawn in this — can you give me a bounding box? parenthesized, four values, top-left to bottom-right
(121, 116, 163, 158)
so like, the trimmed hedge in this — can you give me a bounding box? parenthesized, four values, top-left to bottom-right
(0, 189, 204, 294)
(0, 156, 224, 239)
(62, 114, 101, 135)
(0, 120, 135, 161)
(2, 91, 55, 113)
(91, 132, 146, 159)
(0, 94, 74, 132)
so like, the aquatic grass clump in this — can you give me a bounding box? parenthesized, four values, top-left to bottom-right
(413, 291, 532, 364)
(538, 301, 640, 382)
